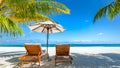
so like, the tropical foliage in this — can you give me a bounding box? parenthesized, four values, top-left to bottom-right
(94, 0, 120, 22)
(0, 12, 24, 36)
(0, 0, 70, 36)
(4, 0, 70, 23)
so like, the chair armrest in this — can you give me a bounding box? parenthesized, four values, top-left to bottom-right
(18, 55, 27, 60)
(18, 52, 28, 60)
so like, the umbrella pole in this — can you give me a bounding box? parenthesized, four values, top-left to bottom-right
(46, 28, 49, 59)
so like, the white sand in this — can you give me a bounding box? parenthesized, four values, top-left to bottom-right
(0, 47, 120, 68)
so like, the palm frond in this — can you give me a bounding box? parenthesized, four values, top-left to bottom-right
(94, 2, 114, 23)
(0, 12, 24, 36)
(4, 0, 70, 22)
(35, 1, 70, 15)
(8, 13, 52, 23)
(94, 0, 120, 23)
(0, 0, 70, 37)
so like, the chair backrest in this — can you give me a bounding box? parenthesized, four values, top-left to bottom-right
(24, 44, 42, 56)
(56, 44, 70, 56)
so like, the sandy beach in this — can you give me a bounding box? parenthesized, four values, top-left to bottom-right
(0, 47, 120, 68)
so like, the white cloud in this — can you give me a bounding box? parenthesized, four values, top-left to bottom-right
(73, 40, 80, 42)
(85, 20, 89, 22)
(73, 40, 92, 43)
(97, 32, 104, 36)
(23, 31, 33, 37)
(80, 40, 92, 42)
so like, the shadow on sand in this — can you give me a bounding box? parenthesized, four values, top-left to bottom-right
(0, 51, 25, 68)
(0, 51, 120, 68)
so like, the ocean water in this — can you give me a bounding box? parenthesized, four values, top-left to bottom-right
(0, 44, 120, 47)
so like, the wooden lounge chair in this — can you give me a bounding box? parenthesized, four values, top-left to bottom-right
(55, 44, 73, 65)
(18, 44, 44, 67)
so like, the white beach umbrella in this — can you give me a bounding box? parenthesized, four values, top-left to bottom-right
(28, 21, 65, 55)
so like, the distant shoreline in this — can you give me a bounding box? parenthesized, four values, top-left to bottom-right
(0, 44, 120, 47)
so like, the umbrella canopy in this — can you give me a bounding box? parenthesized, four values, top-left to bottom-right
(28, 21, 65, 55)
(29, 21, 65, 33)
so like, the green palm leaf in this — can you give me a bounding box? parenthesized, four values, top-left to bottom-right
(0, 0, 70, 36)
(35, 1, 70, 15)
(4, 0, 70, 23)
(94, 0, 120, 23)
(94, 2, 114, 22)
(0, 12, 24, 36)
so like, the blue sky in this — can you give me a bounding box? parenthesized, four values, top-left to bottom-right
(1, 0, 120, 44)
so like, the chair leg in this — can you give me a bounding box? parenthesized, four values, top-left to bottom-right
(20, 61, 24, 68)
(70, 61, 72, 64)
(38, 59, 40, 66)
(55, 60, 56, 66)
(55, 62, 56, 66)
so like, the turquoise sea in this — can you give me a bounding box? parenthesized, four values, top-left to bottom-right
(0, 44, 120, 47)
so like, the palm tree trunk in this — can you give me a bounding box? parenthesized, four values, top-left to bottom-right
(0, 0, 5, 7)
